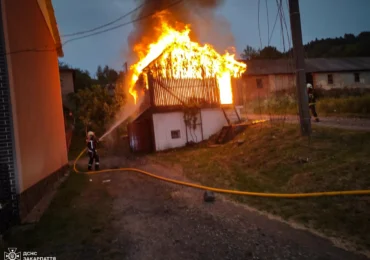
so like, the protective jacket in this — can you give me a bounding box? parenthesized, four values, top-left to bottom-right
(308, 88, 316, 106)
(87, 136, 98, 153)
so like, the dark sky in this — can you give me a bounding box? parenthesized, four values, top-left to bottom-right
(53, 0, 370, 76)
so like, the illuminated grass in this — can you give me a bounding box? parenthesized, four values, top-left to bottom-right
(152, 124, 370, 250)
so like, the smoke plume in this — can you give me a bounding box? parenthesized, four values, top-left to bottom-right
(127, 0, 235, 63)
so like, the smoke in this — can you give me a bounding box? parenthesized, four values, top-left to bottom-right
(127, 0, 234, 63)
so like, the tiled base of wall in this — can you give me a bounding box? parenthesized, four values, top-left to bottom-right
(18, 164, 69, 220)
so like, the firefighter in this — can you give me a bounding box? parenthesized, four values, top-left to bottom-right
(307, 83, 320, 122)
(86, 131, 100, 171)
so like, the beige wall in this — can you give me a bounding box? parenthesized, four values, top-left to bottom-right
(2, 0, 67, 192)
(313, 72, 370, 89)
(269, 74, 296, 91)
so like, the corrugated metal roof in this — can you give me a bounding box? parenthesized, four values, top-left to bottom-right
(244, 57, 370, 75)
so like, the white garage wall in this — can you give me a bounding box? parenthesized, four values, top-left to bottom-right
(152, 108, 228, 151)
(152, 112, 199, 151)
(201, 108, 228, 139)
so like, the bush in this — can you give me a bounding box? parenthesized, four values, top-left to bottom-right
(315, 87, 370, 99)
(246, 93, 370, 117)
(68, 85, 126, 135)
(249, 94, 297, 115)
(317, 95, 370, 115)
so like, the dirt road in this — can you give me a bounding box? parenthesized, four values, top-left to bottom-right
(245, 114, 370, 131)
(67, 156, 368, 260)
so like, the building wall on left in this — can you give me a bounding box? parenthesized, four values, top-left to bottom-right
(1, 0, 67, 218)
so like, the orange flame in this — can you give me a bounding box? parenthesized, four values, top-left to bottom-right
(128, 19, 246, 105)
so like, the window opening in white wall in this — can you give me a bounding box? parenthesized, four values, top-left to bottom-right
(171, 130, 180, 139)
(327, 74, 333, 84)
(354, 73, 360, 83)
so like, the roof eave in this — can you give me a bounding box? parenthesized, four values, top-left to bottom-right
(44, 0, 64, 57)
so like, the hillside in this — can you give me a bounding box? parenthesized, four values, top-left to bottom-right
(241, 32, 370, 60)
(304, 32, 370, 58)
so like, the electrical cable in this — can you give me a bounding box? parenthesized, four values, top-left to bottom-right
(265, 0, 270, 46)
(63, 0, 184, 46)
(268, 1, 282, 47)
(1, 0, 183, 56)
(61, 2, 147, 38)
(257, 0, 263, 49)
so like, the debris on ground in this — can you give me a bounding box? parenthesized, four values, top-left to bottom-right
(203, 190, 215, 202)
(102, 179, 111, 183)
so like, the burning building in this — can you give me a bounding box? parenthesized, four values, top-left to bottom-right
(127, 15, 246, 152)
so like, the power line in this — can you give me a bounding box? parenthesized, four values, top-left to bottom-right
(265, 0, 270, 46)
(2, 0, 183, 56)
(61, 2, 147, 38)
(257, 0, 263, 49)
(63, 0, 184, 46)
(279, 0, 292, 49)
(268, 4, 280, 45)
(278, 0, 286, 52)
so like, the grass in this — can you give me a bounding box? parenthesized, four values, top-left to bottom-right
(151, 124, 370, 250)
(2, 173, 115, 258)
(317, 95, 370, 116)
(247, 94, 370, 118)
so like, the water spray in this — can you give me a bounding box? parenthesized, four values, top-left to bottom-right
(98, 96, 144, 142)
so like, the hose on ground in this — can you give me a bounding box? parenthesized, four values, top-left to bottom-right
(73, 148, 370, 198)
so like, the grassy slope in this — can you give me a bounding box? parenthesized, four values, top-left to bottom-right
(152, 124, 370, 250)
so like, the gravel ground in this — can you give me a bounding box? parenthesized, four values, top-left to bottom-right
(75, 156, 368, 260)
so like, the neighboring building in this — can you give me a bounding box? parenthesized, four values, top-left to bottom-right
(240, 57, 370, 101)
(0, 0, 67, 232)
(59, 68, 76, 108)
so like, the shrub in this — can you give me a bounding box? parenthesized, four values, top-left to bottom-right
(317, 95, 370, 115)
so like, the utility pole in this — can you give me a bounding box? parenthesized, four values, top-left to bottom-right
(288, 0, 311, 136)
(123, 62, 128, 73)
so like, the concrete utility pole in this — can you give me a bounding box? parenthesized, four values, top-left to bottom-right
(288, 0, 311, 136)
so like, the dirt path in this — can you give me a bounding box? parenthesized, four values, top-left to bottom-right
(245, 114, 370, 131)
(70, 156, 368, 260)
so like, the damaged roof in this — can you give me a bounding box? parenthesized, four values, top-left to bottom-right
(243, 57, 370, 76)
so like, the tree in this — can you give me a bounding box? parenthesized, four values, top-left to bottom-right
(240, 45, 259, 60)
(258, 46, 283, 59)
(96, 65, 119, 85)
(69, 85, 125, 135)
(241, 31, 370, 60)
(240, 45, 283, 60)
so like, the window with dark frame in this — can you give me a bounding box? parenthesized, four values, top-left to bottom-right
(171, 130, 180, 139)
(327, 74, 333, 84)
(354, 73, 360, 83)
(256, 78, 263, 89)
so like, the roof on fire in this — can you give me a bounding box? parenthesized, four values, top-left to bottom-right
(242, 57, 370, 76)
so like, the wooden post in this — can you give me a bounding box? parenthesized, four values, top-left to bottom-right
(289, 0, 311, 136)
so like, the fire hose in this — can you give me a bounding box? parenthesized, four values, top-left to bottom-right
(73, 148, 370, 198)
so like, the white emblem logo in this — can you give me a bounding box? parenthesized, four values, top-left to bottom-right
(4, 248, 21, 260)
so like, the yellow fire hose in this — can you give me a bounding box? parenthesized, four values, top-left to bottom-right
(73, 148, 370, 198)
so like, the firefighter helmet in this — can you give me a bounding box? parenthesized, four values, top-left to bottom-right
(307, 83, 313, 89)
(87, 131, 95, 137)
